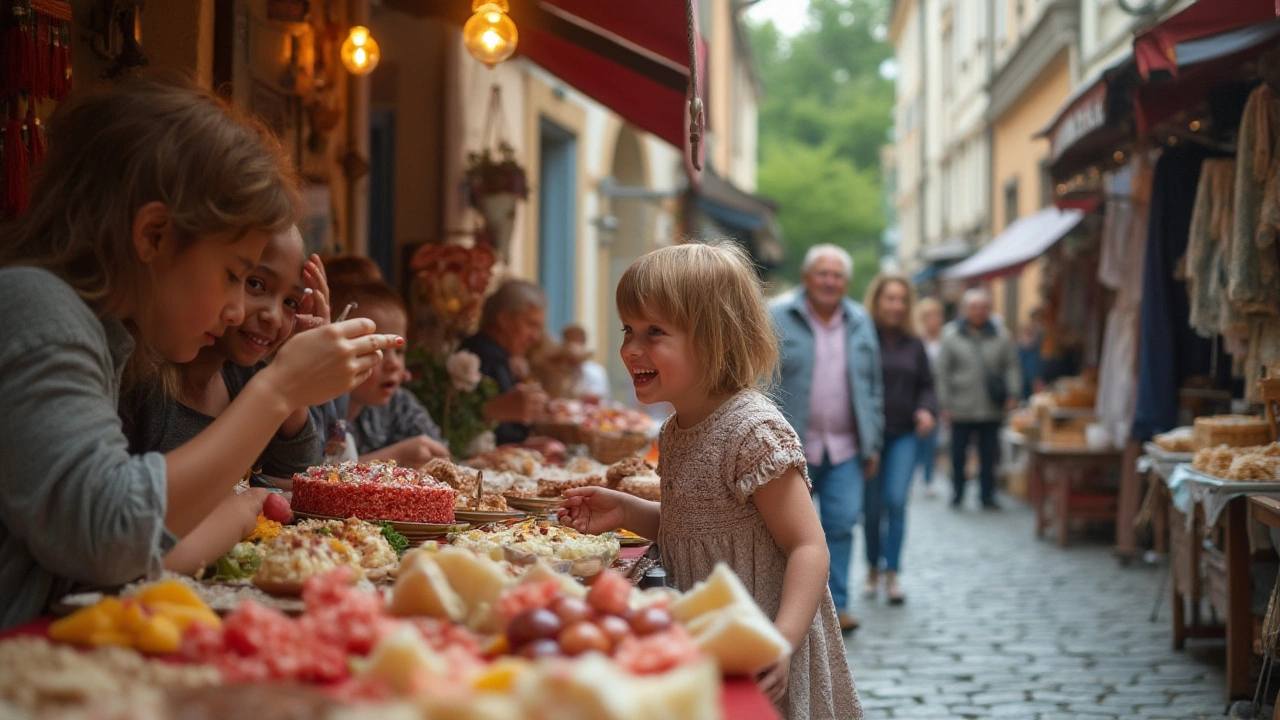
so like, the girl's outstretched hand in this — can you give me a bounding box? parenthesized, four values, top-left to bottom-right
(265, 318, 402, 409)
(295, 254, 332, 330)
(558, 486, 628, 535)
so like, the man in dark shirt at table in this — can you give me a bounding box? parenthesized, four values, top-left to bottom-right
(461, 280, 552, 449)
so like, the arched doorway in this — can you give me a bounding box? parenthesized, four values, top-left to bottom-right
(604, 127, 648, 403)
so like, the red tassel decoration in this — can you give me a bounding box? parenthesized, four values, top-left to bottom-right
(2, 6, 29, 96)
(32, 12, 47, 100)
(3, 104, 30, 218)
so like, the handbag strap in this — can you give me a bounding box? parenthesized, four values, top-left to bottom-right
(964, 328, 995, 376)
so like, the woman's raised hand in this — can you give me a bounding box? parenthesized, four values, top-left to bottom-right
(264, 318, 402, 409)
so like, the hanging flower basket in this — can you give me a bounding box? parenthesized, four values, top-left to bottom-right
(466, 141, 528, 203)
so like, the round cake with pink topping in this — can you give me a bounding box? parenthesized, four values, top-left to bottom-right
(291, 461, 457, 524)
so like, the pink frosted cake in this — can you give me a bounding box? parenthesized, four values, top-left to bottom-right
(291, 461, 457, 524)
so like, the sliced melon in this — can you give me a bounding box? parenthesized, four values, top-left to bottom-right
(632, 658, 721, 720)
(388, 559, 466, 622)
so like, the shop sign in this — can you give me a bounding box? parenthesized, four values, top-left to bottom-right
(1049, 84, 1107, 161)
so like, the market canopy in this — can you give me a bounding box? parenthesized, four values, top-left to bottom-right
(400, 1, 706, 176)
(1133, 0, 1278, 79)
(1037, 55, 1136, 184)
(942, 207, 1084, 281)
(511, 1, 706, 174)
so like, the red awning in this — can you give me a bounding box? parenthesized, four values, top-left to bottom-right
(511, 1, 707, 176)
(1133, 0, 1277, 78)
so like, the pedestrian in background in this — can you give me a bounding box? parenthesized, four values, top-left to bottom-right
(862, 275, 936, 605)
(771, 244, 885, 632)
(936, 288, 1020, 510)
(915, 297, 945, 497)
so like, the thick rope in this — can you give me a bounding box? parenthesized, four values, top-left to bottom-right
(685, 0, 703, 172)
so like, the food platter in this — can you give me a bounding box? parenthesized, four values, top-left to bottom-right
(503, 495, 563, 514)
(453, 508, 526, 524)
(292, 510, 470, 539)
(615, 529, 652, 547)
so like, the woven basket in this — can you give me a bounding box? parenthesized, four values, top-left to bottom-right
(531, 420, 583, 446)
(586, 430, 652, 465)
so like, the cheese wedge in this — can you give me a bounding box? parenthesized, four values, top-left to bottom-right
(669, 563, 756, 623)
(362, 625, 446, 694)
(686, 603, 791, 675)
(519, 559, 587, 599)
(389, 559, 466, 622)
(432, 546, 510, 623)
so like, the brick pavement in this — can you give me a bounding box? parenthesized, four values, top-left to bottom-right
(842, 487, 1229, 720)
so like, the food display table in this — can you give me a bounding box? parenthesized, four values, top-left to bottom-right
(1164, 468, 1280, 701)
(1026, 442, 1123, 548)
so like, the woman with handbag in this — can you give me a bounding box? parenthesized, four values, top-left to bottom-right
(935, 288, 1022, 510)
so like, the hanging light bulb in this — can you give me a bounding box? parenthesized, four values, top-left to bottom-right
(464, 0, 518, 68)
(341, 25, 381, 76)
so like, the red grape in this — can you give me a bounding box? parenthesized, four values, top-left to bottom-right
(595, 614, 632, 648)
(517, 638, 561, 659)
(629, 607, 673, 637)
(558, 621, 611, 656)
(586, 571, 632, 617)
(549, 596, 594, 626)
(506, 608, 562, 649)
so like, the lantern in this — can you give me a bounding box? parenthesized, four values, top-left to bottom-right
(463, 1, 518, 68)
(341, 25, 380, 76)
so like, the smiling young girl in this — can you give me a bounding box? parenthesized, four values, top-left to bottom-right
(120, 226, 331, 573)
(558, 241, 861, 718)
(0, 77, 400, 628)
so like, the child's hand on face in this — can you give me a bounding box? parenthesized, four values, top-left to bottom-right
(557, 486, 627, 534)
(295, 254, 331, 331)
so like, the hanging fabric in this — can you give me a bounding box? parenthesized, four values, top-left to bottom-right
(1228, 84, 1280, 314)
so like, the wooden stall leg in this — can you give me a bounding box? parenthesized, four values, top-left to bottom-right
(1031, 453, 1046, 538)
(1114, 440, 1143, 559)
(1225, 499, 1253, 701)
(1054, 466, 1071, 549)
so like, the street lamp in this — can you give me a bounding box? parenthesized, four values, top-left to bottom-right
(464, 0, 518, 68)
(341, 25, 380, 75)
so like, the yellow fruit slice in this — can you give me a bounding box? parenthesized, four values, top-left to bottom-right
(136, 580, 206, 609)
(134, 615, 182, 655)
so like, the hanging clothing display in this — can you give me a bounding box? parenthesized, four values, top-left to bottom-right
(1184, 159, 1236, 338)
(1095, 157, 1150, 436)
(1227, 83, 1280, 314)
(1132, 144, 1228, 441)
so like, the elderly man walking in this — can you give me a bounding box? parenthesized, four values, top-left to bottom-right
(771, 244, 885, 632)
(936, 288, 1021, 510)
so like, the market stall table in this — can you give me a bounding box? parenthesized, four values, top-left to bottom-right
(1027, 442, 1123, 548)
(1164, 468, 1280, 701)
(0, 615, 782, 719)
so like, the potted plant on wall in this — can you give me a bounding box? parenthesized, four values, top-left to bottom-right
(466, 139, 527, 262)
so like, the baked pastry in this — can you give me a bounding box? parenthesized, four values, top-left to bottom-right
(607, 457, 655, 487)
(467, 448, 545, 476)
(456, 492, 510, 512)
(1225, 454, 1280, 481)
(292, 461, 457, 524)
(617, 475, 661, 501)
(1153, 429, 1196, 454)
(533, 467, 606, 498)
(1192, 446, 1236, 476)
(1193, 415, 1272, 450)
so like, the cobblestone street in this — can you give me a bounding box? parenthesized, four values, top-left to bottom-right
(843, 486, 1229, 719)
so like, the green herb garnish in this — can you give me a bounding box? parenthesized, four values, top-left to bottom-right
(379, 521, 409, 558)
(207, 542, 263, 581)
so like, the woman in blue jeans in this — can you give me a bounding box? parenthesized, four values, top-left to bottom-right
(862, 275, 937, 604)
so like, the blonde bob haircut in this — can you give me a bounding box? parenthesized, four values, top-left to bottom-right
(0, 74, 301, 313)
(864, 273, 918, 336)
(616, 239, 778, 396)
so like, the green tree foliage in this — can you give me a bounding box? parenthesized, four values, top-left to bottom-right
(748, 0, 894, 298)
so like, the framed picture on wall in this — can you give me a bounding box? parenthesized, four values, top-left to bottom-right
(250, 80, 303, 168)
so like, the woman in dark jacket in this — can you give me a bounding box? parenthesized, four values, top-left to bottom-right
(862, 274, 937, 605)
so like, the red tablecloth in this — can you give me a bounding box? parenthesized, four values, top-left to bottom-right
(2, 617, 780, 719)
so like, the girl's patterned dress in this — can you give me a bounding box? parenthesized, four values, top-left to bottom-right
(656, 389, 862, 719)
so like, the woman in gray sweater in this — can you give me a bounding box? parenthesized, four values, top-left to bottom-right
(0, 78, 400, 628)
